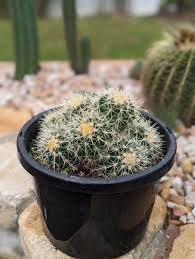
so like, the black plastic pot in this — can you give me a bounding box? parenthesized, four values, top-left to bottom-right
(17, 110, 176, 259)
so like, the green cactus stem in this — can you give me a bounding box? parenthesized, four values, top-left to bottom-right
(62, 0, 91, 74)
(142, 25, 195, 126)
(9, 0, 39, 80)
(79, 36, 91, 74)
(62, 0, 79, 73)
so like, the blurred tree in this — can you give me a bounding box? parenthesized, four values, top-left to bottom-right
(0, 0, 8, 17)
(115, 0, 126, 14)
(98, 0, 107, 15)
(38, 0, 49, 17)
(163, 0, 195, 12)
(177, 0, 185, 12)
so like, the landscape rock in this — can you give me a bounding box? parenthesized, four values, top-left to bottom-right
(192, 207, 195, 217)
(155, 224, 180, 258)
(184, 181, 195, 195)
(172, 176, 183, 190)
(169, 193, 184, 205)
(179, 215, 187, 224)
(172, 205, 189, 217)
(186, 212, 194, 221)
(18, 196, 167, 259)
(185, 192, 195, 208)
(0, 61, 142, 117)
(0, 227, 24, 259)
(170, 225, 195, 259)
(168, 220, 182, 226)
(0, 136, 35, 229)
(159, 180, 171, 192)
(0, 107, 31, 135)
(161, 187, 170, 201)
(181, 159, 193, 174)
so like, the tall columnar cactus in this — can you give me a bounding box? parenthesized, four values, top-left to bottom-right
(31, 89, 164, 178)
(79, 36, 91, 74)
(9, 0, 39, 80)
(142, 25, 195, 126)
(62, 0, 91, 74)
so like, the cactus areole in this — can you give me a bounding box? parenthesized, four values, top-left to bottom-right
(17, 89, 176, 258)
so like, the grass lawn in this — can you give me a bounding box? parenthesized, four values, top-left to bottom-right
(0, 16, 166, 61)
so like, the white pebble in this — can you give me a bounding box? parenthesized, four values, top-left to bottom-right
(160, 176, 170, 182)
(187, 212, 195, 221)
(179, 215, 187, 224)
(192, 208, 195, 217)
(167, 201, 177, 209)
(187, 220, 195, 224)
(172, 176, 183, 189)
(170, 188, 178, 196)
(191, 157, 195, 164)
(184, 181, 194, 195)
(185, 193, 195, 207)
(192, 169, 195, 179)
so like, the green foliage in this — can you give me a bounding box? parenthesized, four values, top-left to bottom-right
(31, 89, 164, 178)
(62, 0, 91, 74)
(162, 0, 195, 12)
(142, 25, 195, 127)
(0, 0, 8, 17)
(129, 60, 143, 80)
(8, 0, 39, 80)
(0, 17, 163, 61)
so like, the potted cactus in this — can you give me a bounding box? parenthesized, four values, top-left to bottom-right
(17, 89, 176, 258)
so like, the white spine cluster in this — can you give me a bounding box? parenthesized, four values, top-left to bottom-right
(31, 89, 164, 177)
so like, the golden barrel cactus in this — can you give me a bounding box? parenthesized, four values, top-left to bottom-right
(142, 25, 195, 126)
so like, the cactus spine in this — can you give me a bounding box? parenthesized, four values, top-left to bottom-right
(31, 89, 164, 178)
(62, 0, 91, 74)
(142, 25, 195, 126)
(9, 0, 39, 80)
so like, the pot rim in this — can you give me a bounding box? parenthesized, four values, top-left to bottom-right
(17, 109, 176, 193)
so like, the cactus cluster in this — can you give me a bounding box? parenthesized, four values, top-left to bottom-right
(9, 0, 39, 80)
(142, 25, 195, 126)
(62, 0, 91, 74)
(31, 89, 164, 178)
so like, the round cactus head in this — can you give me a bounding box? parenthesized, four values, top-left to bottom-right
(31, 89, 164, 178)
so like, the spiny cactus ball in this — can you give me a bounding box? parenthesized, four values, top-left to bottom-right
(142, 24, 195, 126)
(31, 89, 164, 178)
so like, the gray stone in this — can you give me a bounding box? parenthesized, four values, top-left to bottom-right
(179, 215, 187, 224)
(170, 225, 195, 258)
(172, 176, 183, 190)
(0, 136, 35, 230)
(185, 192, 195, 208)
(0, 227, 25, 259)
